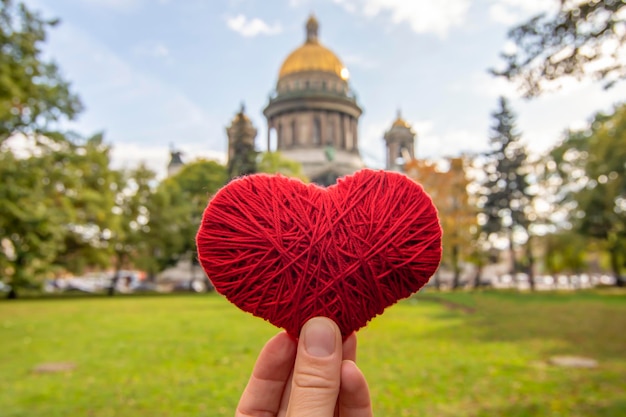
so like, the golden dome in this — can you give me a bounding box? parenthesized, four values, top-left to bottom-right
(278, 15, 349, 80)
(392, 110, 412, 129)
(279, 43, 347, 79)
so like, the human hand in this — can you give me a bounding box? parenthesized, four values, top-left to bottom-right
(236, 317, 373, 417)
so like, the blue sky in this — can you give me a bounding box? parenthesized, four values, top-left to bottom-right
(25, 0, 626, 177)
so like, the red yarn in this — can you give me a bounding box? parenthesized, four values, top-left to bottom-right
(196, 169, 442, 338)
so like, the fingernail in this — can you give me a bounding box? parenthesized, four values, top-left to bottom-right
(304, 318, 336, 357)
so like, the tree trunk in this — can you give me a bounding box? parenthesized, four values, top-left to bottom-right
(108, 252, 126, 296)
(451, 244, 461, 290)
(432, 269, 441, 291)
(472, 263, 483, 289)
(507, 227, 518, 286)
(609, 246, 625, 287)
(526, 237, 536, 291)
(8, 255, 27, 299)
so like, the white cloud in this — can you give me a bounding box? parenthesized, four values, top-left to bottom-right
(111, 143, 226, 180)
(334, 0, 471, 38)
(225, 14, 282, 38)
(418, 126, 487, 159)
(488, 0, 556, 26)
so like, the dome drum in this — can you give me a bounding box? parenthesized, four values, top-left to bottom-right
(264, 94, 361, 120)
(277, 71, 348, 96)
(266, 109, 360, 153)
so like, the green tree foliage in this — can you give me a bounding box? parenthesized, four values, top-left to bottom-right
(257, 151, 308, 181)
(158, 159, 228, 270)
(0, 0, 82, 141)
(549, 103, 626, 285)
(0, 133, 118, 296)
(135, 179, 191, 280)
(51, 133, 119, 274)
(480, 97, 534, 286)
(493, 0, 626, 97)
(543, 230, 589, 275)
(109, 164, 156, 276)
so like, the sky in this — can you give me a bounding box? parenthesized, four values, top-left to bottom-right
(23, 0, 626, 178)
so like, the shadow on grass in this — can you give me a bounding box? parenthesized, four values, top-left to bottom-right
(0, 290, 214, 303)
(413, 290, 626, 360)
(474, 398, 626, 417)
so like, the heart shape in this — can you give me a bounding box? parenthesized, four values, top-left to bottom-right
(196, 169, 442, 338)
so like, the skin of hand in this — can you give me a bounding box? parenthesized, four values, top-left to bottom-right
(236, 316, 373, 417)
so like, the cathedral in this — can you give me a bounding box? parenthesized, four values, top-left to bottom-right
(170, 14, 419, 184)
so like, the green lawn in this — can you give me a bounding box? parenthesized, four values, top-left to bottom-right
(1, 290, 625, 416)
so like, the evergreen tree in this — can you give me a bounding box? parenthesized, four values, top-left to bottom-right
(227, 106, 257, 179)
(480, 97, 534, 288)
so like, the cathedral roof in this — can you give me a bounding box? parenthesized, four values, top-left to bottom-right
(278, 14, 349, 80)
(230, 103, 252, 125)
(391, 110, 412, 129)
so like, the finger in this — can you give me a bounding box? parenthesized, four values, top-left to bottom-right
(286, 317, 342, 417)
(338, 360, 373, 417)
(342, 332, 357, 362)
(280, 331, 357, 417)
(277, 369, 293, 417)
(236, 332, 297, 417)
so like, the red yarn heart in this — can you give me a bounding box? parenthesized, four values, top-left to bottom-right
(196, 169, 442, 338)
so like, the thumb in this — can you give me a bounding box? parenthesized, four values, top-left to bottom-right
(286, 317, 342, 417)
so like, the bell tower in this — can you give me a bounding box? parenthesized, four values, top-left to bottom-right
(384, 110, 416, 171)
(226, 103, 258, 177)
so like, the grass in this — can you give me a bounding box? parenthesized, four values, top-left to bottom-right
(1, 290, 625, 416)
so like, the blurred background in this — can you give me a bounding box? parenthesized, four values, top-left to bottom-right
(1, 0, 625, 416)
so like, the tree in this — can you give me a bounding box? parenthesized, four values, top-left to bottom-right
(406, 157, 476, 290)
(108, 164, 156, 283)
(257, 151, 308, 181)
(493, 0, 626, 97)
(0, 1, 85, 297)
(0, 0, 82, 142)
(160, 159, 228, 274)
(549, 103, 626, 286)
(50, 133, 119, 274)
(0, 137, 69, 297)
(226, 107, 257, 179)
(479, 97, 535, 288)
(0, 132, 118, 297)
(134, 179, 192, 281)
(543, 230, 589, 276)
